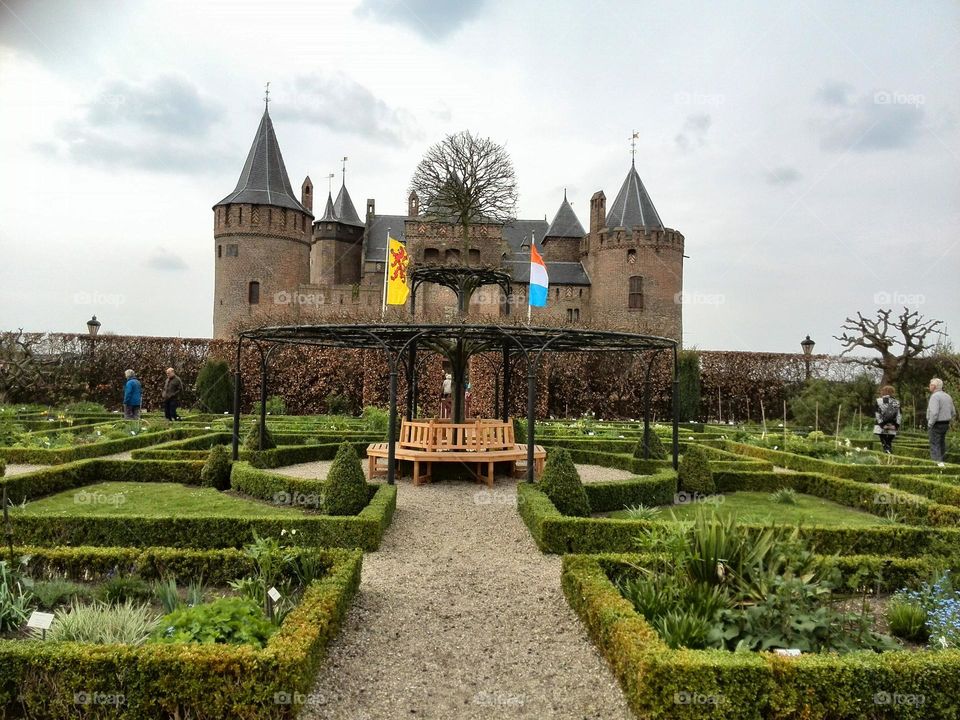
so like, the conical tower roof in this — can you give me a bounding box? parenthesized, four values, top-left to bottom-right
(605, 162, 662, 230)
(215, 108, 311, 215)
(545, 191, 586, 238)
(319, 191, 337, 222)
(332, 183, 364, 227)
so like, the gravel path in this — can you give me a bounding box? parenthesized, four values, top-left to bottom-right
(284, 471, 631, 720)
(2, 464, 43, 477)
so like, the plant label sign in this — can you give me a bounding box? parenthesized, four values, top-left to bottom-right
(267, 587, 282, 602)
(26, 611, 54, 631)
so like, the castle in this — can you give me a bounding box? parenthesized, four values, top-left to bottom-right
(212, 107, 685, 340)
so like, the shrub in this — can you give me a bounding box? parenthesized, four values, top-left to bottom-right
(0, 559, 32, 632)
(624, 504, 661, 520)
(0, 457, 6, 476)
(195, 360, 234, 413)
(200, 444, 232, 490)
(30, 579, 91, 610)
(38, 599, 160, 645)
(513, 417, 527, 444)
(770, 488, 798, 504)
(678, 444, 715, 494)
(153, 576, 182, 614)
(324, 442, 369, 516)
(325, 392, 354, 416)
(539, 448, 591, 517)
(97, 576, 152, 605)
(151, 597, 275, 648)
(632, 430, 666, 460)
(253, 395, 286, 416)
(887, 599, 929, 642)
(64, 401, 109, 414)
(362, 406, 389, 437)
(244, 422, 276, 451)
(677, 349, 701, 421)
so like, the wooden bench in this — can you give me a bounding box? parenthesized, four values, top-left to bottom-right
(366, 418, 546, 486)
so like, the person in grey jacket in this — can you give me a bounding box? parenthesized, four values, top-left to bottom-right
(927, 378, 956, 465)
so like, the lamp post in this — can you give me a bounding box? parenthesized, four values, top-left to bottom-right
(801, 335, 815, 380)
(86, 315, 101, 361)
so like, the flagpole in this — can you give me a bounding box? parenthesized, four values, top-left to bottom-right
(381, 228, 390, 320)
(527, 231, 535, 324)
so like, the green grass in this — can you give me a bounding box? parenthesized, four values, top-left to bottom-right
(16, 482, 305, 518)
(605, 491, 893, 527)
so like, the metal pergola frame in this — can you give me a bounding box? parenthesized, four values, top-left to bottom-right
(233, 323, 680, 484)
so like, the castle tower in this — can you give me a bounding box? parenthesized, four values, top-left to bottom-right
(542, 190, 586, 262)
(585, 160, 684, 340)
(212, 106, 313, 338)
(309, 177, 365, 286)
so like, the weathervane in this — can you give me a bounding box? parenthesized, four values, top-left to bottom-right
(342, 156, 348, 185)
(630, 130, 639, 164)
(264, 81, 271, 109)
(326, 173, 335, 192)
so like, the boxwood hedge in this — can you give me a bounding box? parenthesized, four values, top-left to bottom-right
(0, 547, 362, 719)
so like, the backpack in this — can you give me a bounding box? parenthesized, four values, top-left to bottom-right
(879, 398, 899, 426)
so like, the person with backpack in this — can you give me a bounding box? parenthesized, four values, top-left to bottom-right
(873, 385, 901, 454)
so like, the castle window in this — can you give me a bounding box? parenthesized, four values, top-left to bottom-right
(627, 249, 637, 264)
(445, 248, 461, 264)
(579, 288, 583, 298)
(217, 245, 222, 258)
(267, 209, 272, 226)
(566, 308, 581, 322)
(248, 281, 260, 305)
(555, 288, 560, 299)
(628, 276, 644, 310)
(424, 247, 440, 263)
(468, 248, 481, 264)
(226, 244, 238, 257)
(238, 207, 243, 224)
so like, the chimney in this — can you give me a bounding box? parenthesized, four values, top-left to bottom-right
(589, 191, 606, 234)
(366, 198, 375, 223)
(408, 191, 420, 217)
(301, 176, 313, 213)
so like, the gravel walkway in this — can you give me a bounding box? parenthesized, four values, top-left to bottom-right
(276, 466, 631, 720)
(2, 464, 43, 477)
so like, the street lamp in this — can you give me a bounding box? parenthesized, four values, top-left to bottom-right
(86, 316, 101, 337)
(801, 335, 815, 380)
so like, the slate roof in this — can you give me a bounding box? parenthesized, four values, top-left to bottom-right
(365, 214, 408, 262)
(605, 161, 663, 230)
(545, 192, 586, 238)
(332, 184, 364, 227)
(318, 192, 337, 222)
(214, 109, 311, 214)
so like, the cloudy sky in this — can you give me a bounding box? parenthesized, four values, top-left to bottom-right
(0, 0, 957, 353)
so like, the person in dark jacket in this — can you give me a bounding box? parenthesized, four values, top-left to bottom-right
(123, 369, 142, 420)
(162, 367, 183, 421)
(873, 385, 901, 454)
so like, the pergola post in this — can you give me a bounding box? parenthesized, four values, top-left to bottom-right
(387, 359, 399, 485)
(642, 351, 658, 460)
(405, 341, 417, 421)
(526, 357, 537, 483)
(502, 344, 511, 423)
(232, 338, 243, 461)
(672, 346, 680, 470)
(258, 349, 269, 451)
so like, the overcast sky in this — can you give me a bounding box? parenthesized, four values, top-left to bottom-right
(0, 0, 957, 353)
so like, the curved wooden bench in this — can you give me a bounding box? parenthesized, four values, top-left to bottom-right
(367, 420, 546, 487)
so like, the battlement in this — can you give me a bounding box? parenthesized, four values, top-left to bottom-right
(214, 203, 311, 245)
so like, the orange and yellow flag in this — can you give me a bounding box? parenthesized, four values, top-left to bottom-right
(386, 236, 410, 305)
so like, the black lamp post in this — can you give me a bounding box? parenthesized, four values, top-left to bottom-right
(86, 316, 101, 361)
(801, 335, 815, 380)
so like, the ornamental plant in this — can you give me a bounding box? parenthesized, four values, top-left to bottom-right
(633, 430, 666, 460)
(324, 442, 369, 516)
(539, 448, 591, 517)
(244, 422, 276, 451)
(200, 444, 233, 490)
(151, 597, 274, 648)
(678, 445, 715, 494)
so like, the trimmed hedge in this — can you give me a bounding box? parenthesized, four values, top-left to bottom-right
(248, 441, 370, 469)
(891, 474, 960, 507)
(0, 547, 362, 719)
(562, 553, 960, 720)
(0, 427, 206, 465)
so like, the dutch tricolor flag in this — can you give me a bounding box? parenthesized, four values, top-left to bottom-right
(529, 242, 549, 307)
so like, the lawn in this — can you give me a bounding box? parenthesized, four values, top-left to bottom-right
(16, 482, 305, 518)
(606, 491, 893, 527)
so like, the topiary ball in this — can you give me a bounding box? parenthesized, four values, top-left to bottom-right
(538, 447, 591, 517)
(244, 423, 276, 451)
(678, 444, 715, 495)
(200, 445, 233, 490)
(633, 430, 667, 460)
(324, 442, 369, 516)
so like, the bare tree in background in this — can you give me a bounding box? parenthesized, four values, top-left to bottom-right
(409, 131, 518, 265)
(835, 307, 942, 385)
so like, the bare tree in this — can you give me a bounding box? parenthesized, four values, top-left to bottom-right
(409, 130, 518, 265)
(834, 307, 942, 385)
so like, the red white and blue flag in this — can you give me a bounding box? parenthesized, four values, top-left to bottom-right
(529, 243, 549, 307)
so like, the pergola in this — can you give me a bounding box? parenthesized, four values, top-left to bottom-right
(232, 322, 680, 483)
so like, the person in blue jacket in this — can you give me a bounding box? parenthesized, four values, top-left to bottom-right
(123, 369, 142, 420)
